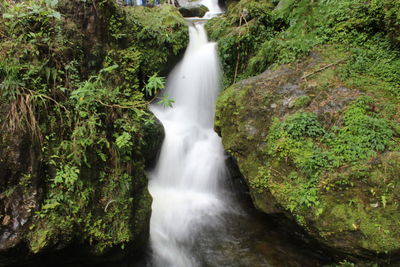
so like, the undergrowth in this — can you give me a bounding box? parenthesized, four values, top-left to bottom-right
(206, 0, 400, 97)
(0, 0, 186, 253)
(258, 96, 394, 216)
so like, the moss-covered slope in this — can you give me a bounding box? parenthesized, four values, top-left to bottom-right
(0, 0, 188, 264)
(212, 0, 400, 263)
(216, 47, 400, 260)
(207, 0, 400, 90)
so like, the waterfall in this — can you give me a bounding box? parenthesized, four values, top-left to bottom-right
(201, 0, 223, 18)
(148, 3, 227, 266)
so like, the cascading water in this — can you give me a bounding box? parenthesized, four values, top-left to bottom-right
(146, 2, 327, 267)
(148, 4, 228, 266)
(201, 0, 223, 18)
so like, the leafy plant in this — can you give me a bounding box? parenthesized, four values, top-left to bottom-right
(145, 73, 165, 97)
(157, 94, 175, 108)
(207, 0, 400, 94)
(0, 0, 188, 253)
(261, 96, 394, 214)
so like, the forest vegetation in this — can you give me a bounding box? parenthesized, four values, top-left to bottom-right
(0, 0, 400, 266)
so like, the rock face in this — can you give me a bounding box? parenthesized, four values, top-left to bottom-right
(0, 0, 186, 265)
(0, 133, 42, 253)
(178, 4, 209, 17)
(215, 49, 400, 261)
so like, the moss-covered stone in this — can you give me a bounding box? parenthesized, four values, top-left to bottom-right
(178, 4, 209, 17)
(0, 0, 187, 264)
(215, 46, 400, 261)
(212, 1, 400, 262)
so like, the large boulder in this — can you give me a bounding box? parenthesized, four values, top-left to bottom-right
(178, 4, 209, 17)
(215, 48, 400, 262)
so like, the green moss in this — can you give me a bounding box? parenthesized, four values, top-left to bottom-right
(27, 228, 58, 254)
(261, 96, 394, 212)
(214, 0, 400, 260)
(249, 166, 271, 193)
(318, 193, 400, 253)
(221, 80, 400, 252)
(215, 83, 249, 151)
(123, 5, 188, 78)
(0, 0, 187, 254)
(207, 0, 400, 95)
(293, 95, 311, 108)
(206, 0, 281, 86)
(104, 47, 142, 91)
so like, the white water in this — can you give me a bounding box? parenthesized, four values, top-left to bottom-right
(201, 0, 223, 18)
(148, 4, 228, 266)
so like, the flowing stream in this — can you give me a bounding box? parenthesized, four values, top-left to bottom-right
(147, 2, 326, 266)
(148, 14, 227, 267)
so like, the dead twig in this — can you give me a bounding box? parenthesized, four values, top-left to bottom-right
(301, 59, 346, 80)
(97, 99, 145, 109)
(104, 199, 117, 212)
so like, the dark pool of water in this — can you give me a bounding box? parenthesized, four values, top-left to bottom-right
(192, 197, 330, 267)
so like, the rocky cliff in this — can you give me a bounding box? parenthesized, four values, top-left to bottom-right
(0, 0, 187, 265)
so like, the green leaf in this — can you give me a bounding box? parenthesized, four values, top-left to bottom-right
(51, 0, 59, 7)
(42, 201, 60, 210)
(145, 73, 165, 96)
(100, 64, 119, 74)
(2, 13, 14, 19)
(51, 11, 61, 20)
(157, 95, 175, 108)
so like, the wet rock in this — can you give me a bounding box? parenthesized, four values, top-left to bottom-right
(0, 129, 41, 254)
(141, 112, 165, 166)
(178, 4, 209, 17)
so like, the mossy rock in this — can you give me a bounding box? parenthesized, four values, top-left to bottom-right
(178, 4, 209, 17)
(141, 113, 165, 164)
(215, 47, 400, 261)
(0, 0, 186, 264)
